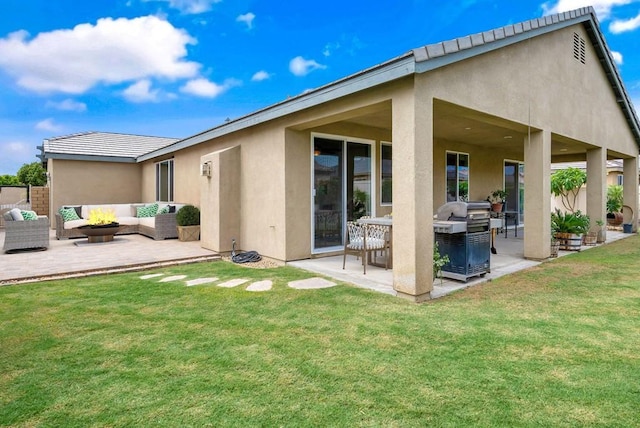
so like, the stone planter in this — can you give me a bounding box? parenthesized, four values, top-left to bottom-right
(177, 225, 200, 241)
(550, 241, 560, 258)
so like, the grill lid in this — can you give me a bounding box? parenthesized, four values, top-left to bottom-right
(436, 201, 491, 221)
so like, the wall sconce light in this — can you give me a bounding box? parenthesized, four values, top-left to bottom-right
(201, 161, 212, 177)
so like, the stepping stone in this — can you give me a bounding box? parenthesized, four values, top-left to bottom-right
(140, 273, 164, 280)
(247, 280, 272, 292)
(288, 277, 337, 290)
(185, 277, 218, 287)
(159, 275, 188, 283)
(217, 278, 249, 288)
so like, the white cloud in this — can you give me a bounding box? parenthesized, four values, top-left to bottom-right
(541, 0, 636, 20)
(609, 11, 640, 33)
(35, 118, 63, 132)
(611, 50, 624, 64)
(236, 12, 256, 29)
(0, 141, 33, 174)
(0, 16, 200, 94)
(151, 0, 221, 14)
(46, 98, 87, 112)
(251, 70, 271, 82)
(180, 78, 240, 98)
(123, 79, 160, 103)
(289, 56, 327, 77)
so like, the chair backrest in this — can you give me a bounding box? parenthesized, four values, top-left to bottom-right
(346, 221, 364, 243)
(366, 224, 388, 246)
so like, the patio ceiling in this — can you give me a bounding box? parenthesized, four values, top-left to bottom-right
(340, 99, 595, 159)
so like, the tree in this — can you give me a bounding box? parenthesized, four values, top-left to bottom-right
(550, 167, 586, 213)
(16, 162, 46, 186)
(0, 175, 20, 185)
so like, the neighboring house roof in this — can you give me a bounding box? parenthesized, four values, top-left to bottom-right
(551, 160, 625, 171)
(41, 131, 179, 163)
(138, 6, 640, 162)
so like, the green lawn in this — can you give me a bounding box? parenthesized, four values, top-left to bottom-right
(1, 237, 640, 427)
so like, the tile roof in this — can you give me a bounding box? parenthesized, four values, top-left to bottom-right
(42, 131, 179, 162)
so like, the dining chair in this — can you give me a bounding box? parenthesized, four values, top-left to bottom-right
(342, 222, 388, 274)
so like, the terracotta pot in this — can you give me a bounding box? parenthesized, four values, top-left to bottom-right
(491, 203, 503, 212)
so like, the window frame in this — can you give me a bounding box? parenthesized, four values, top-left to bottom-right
(446, 151, 469, 202)
(155, 158, 174, 202)
(380, 142, 392, 206)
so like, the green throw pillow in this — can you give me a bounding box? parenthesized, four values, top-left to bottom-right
(20, 210, 38, 221)
(59, 207, 80, 222)
(136, 203, 159, 218)
(158, 205, 170, 214)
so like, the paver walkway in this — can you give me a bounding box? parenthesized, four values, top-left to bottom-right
(139, 274, 337, 292)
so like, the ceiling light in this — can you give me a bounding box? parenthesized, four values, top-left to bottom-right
(503, 135, 512, 139)
(560, 148, 568, 152)
(465, 127, 471, 130)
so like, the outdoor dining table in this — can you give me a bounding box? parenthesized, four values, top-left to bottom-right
(357, 217, 393, 268)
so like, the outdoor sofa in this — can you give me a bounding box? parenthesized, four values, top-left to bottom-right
(55, 202, 185, 240)
(3, 208, 50, 253)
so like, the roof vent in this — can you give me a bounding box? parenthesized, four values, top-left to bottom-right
(573, 32, 586, 64)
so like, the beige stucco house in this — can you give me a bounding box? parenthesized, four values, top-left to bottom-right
(42, 7, 640, 302)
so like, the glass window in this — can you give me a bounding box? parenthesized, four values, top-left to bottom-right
(156, 159, 174, 202)
(617, 174, 624, 186)
(381, 143, 392, 205)
(446, 152, 469, 202)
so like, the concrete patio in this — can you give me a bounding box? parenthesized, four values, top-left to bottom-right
(289, 227, 633, 299)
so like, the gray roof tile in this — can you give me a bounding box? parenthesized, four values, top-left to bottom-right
(43, 132, 178, 160)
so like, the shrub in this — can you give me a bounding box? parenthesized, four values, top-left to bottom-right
(176, 205, 200, 226)
(606, 185, 623, 213)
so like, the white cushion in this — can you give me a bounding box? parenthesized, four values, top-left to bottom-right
(64, 219, 89, 229)
(137, 217, 156, 228)
(9, 207, 24, 221)
(117, 216, 139, 226)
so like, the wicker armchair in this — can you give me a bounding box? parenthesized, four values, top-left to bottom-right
(2, 213, 50, 253)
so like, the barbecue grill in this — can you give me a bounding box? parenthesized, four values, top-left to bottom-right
(433, 201, 491, 281)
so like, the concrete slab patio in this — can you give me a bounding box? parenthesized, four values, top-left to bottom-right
(288, 228, 633, 299)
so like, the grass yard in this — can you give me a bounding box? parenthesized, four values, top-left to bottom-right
(1, 237, 640, 427)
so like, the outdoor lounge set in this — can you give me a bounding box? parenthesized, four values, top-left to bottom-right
(2, 208, 50, 253)
(55, 202, 186, 240)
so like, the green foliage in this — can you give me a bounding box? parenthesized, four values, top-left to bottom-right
(352, 188, 369, 219)
(433, 241, 450, 282)
(176, 204, 200, 226)
(488, 189, 508, 203)
(551, 208, 590, 235)
(606, 184, 623, 213)
(16, 162, 46, 186)
(0, 174, 20, 185)
(550, 167, 586, 213)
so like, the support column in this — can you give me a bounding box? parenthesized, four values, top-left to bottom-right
(586, 148, 606, 239)
(391, 84, 433, 302)
(623, 157, 639, 232)
(524, 129, 551, 259)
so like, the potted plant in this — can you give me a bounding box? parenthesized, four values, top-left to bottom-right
(551, 209, 589, 251)
(595, 219, 606, 243)
(176, 204, 201, 241)
(606, 184, 623, 226)
(488, 189, 508, 212)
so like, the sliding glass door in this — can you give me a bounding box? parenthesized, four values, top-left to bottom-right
(312, 135, 372, 252)
(504, 161, 524, 223)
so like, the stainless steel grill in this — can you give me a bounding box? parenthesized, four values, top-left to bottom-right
(434, 201, 491, 282)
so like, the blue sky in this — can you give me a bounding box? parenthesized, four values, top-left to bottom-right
(1, 0, 639, 175)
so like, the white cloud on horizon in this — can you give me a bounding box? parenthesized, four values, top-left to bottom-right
(46, 98, 87, 112)
(236, 13, 256, 29)
(180, 77, 240, 98)
(35, 118, 63, 133)
(251, 70, 271, 82)
(0, 16, 200, 94)
(150, 0, 221, 14)
(609, 11, 640, 33)
(541, 0, 637, 20)
(289, 56, 326, 77)
(611, 50, 624, 64)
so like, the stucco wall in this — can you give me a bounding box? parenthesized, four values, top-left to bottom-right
(421, 24, 637, 158)
(49, 159, 142, 227)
